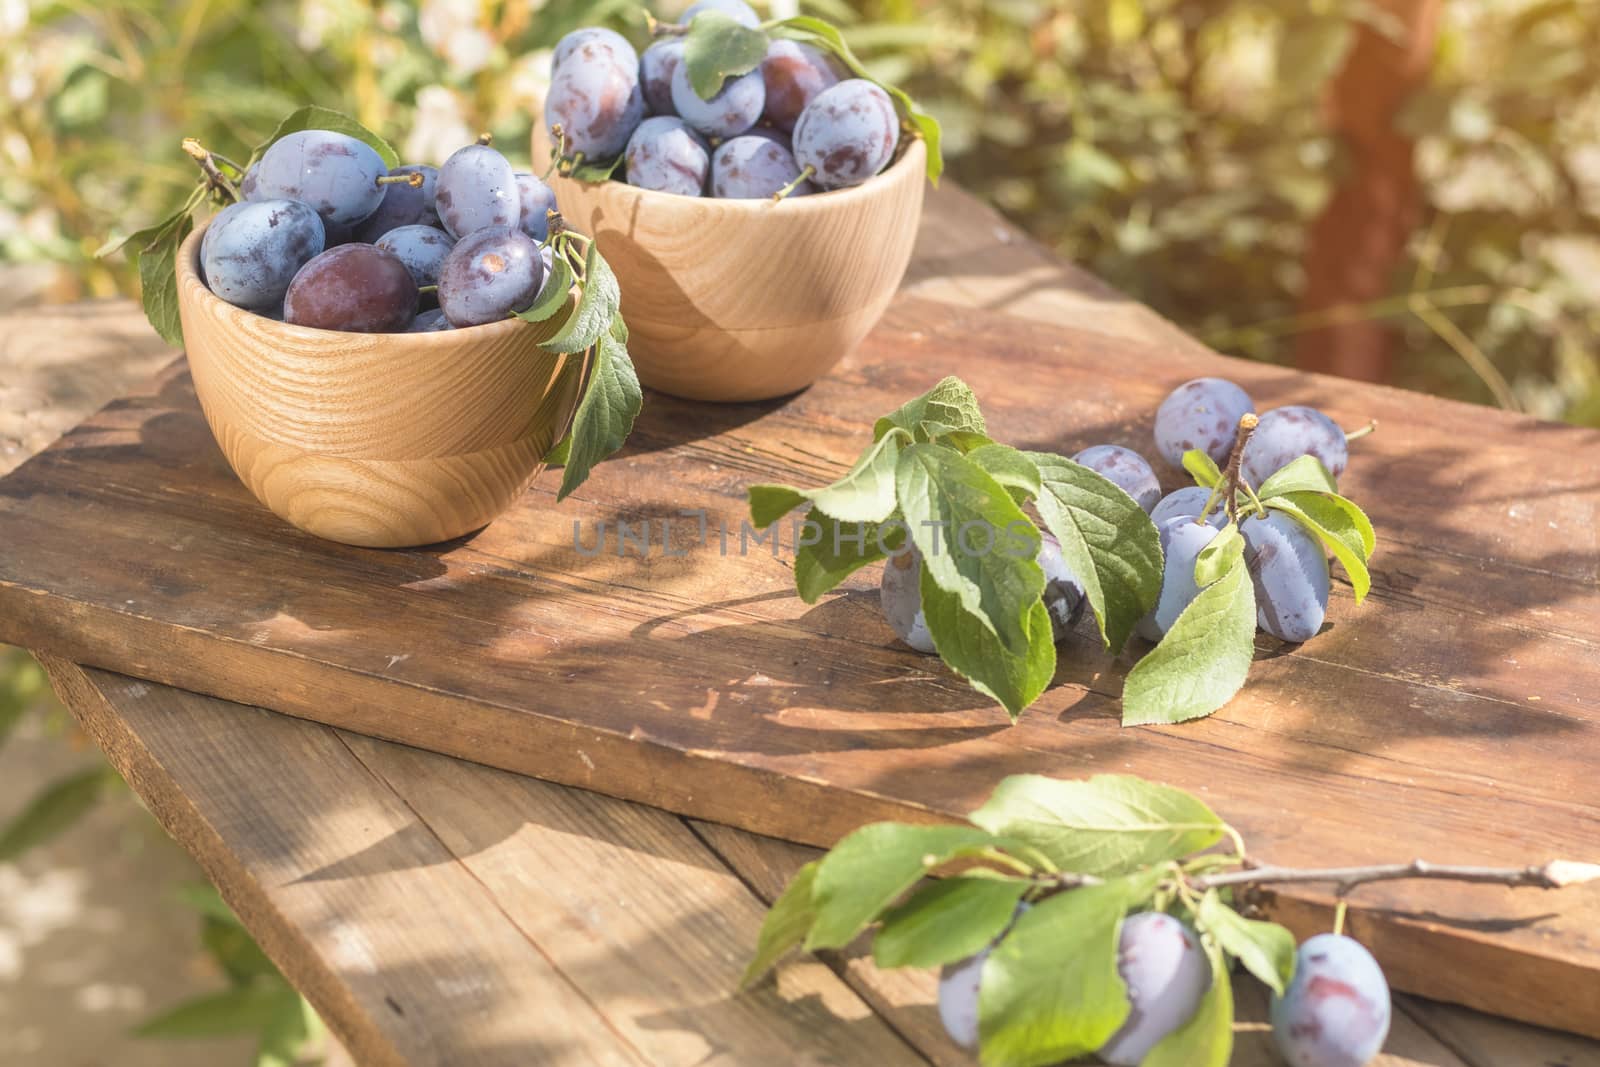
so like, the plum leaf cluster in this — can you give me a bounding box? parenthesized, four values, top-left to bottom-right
(746, 377, 1164, 718)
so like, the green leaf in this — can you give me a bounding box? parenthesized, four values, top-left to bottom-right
(683, 11, 770, 99)
(1193, 524, 1243, 587)
(543, 434, 572, 466)
(806, 822, 1003, 951)
(1195, 889, 1296, 996)
(969, 774, 1226, 877)
(568, 153, 627, 182)
(1122, 556, 1257, 725)
(256, 993, 316, 1067)
(136, 983, 295, 1038)
(250, 105, 398, 168)
(937, 429, 997, 454)
(514, 254, 575, 326)
(1255, 454, 1338, 498)
(976, 871, 1157, 1066)
(966, 444, 1041, 503)
(873, 876, 1028, 969)
(1027, 452, 1163, 653)
(791, 511, 903, 602)
(544, 242, 620, 355)
(1267, 493, 1373, 601)
(896, 444, 1044, 656)
(1182, 448, 1223, 488)
(920, 566, 1056, 718)
(0, 766, 117, 862)
(136, 212, 193, 348)
(554, 318, 642, 501)
(1141, 935, 1234, 1067)
(749, 427, 909, 528)
(768, 16, 945, 183)
(874, 376, 986, 442)
(741, 861, 820, 986)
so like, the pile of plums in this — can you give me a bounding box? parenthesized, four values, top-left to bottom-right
(879, 377, 1358, 652)
(938, 907, 1391, 1067)
(545, 0, 902, 200)
(201, 129, 563, 333)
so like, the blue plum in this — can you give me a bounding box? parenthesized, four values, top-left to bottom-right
(1037, 533, 1087, 639)
(408, 307, 452, 332)
(437, 226, 546, 328)
(545, 49, 646, 161)
(711, 134, 812, 198)
(1072, 444, 1161, 513)
(683, 0, 759, 27)
(1098, 912, 1212, 1066)
(283, 244, 417, 333)
(1241, 405, 1349, 488)
(671, 63, 764, 140)
(1272, 934, 1391, 1067)
(640, 39, 686, 115)
(551, 27, 637, 72)
(792, 79, 899, 189)
(515, 172, 559, 241)
(202, 199, 325, 312)
(625, 116, 710, 197)
(761, 39, 842, 132)
(435, 144, 520, 239)
(1153, 377, 1256, 470)
(374, 224, 454, 291)
(352, 164, 439, 243)
(937, 900, 1031, 1050)
(1243, 512, 1330, 642)
(1149, 486, 1221, 527)
(251, 130, 387, 227)
(1137, 515, 1221, 641)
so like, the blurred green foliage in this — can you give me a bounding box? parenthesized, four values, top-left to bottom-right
(1, 0, 1595, 420)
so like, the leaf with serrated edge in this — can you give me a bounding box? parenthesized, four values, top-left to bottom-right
(874, 375, 986, 441)
(792, 511, 903, 602)
(1267, 492, 1372, 600)
(545, 242, 619, 354)
(1195, 889, 1296, 996)
(250, 105, 399, 168)
(1256, 454, 1338, 498)
(554, 319, 641, 500)
(741, 861, 819, 986)
(806, 823, 1004, 950)
(514, 255, 574, 325)
(1122, 557, 1256, 725)
(137, 212, 192, 348)
(1183, 448, 1223, 488)
(873, 876, 1028, 969)
(897, 444, 1043, 656)
(967, 443, 1042, 502)
(1193, 524, 1243, 587)
(976, 869, 1160, 1067)
(1316, 491, 1375, 557)
(969, 774, 1224, 876)
(683, 11, 770, 99)
(768, 16, 944, 182)
(1140, 934, 1234, 1067)
(749, 427, 909, 528)
(1027, 452, 1163, 653)
(921, 565, 1055, 718)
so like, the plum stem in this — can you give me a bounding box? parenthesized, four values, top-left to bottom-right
(1194, 858, 1600, 894)
(376, 172, 425, 188)
(417, 285, 438, 295)
(1332, 898, 1349, 937)
(181, 138, 240, 203)
(476, 131, 493, 146)
(1344, 418, 1379, 442)
(1221, 413, 1259, 524)
(772, 164, 816, 203)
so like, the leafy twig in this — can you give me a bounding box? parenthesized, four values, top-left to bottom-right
(1194, 858, 1600, 895)
(181, 138, 240, 203)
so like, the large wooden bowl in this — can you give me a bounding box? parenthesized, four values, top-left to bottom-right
(174, 224, 588, 548)
(542, 134, 926, 402)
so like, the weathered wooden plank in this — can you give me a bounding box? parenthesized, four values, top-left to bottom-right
(3, 293, 1598, 1034)
(38, 659, 931, 1066)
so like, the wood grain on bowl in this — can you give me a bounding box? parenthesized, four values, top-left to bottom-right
(175, 225, 588, 548)
(543, 133, 927, 402)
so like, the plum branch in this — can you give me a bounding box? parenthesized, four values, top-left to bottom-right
(181, 138, 240, 203)
(1030, 858, 1599, 897)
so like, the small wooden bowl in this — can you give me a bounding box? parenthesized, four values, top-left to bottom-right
(175, 224, 588, 548)
(543, 134, 926, 402)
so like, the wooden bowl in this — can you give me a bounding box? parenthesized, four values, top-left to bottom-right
(542, 134, 926, 402)
(174, 224, 588, 548)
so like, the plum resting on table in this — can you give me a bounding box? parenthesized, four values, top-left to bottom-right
(1242, 405, 1349, 488)
(1149, 485, 1222, 528)
(1152, 377, 1255, 469)
(1072, 444, 1161, 514)
(1137, 515, 1221, 642)
(1242, 511, 1330, 642)
(1272, 934, 1391, 1067)
(1097, 911, 1212, 1065)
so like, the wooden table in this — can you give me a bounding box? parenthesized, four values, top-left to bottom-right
(4, 185, 1597, 1067)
